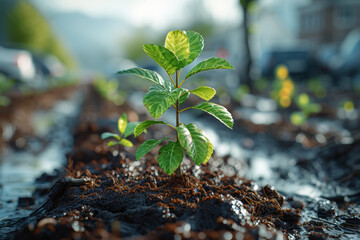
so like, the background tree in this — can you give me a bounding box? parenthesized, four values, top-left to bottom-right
(6, 1, 76, 68)
(239, 0, 255, 91)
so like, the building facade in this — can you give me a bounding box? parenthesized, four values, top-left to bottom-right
(298, 0, 360, 44)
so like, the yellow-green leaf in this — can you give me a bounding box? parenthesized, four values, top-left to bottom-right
(185, 31, 204, 65)
(203, 137, 213, 164)
(119, 139, 133, 147)
(117, 68, 166, 89)
(185, 57, 234, 80)
(177, 123, 211, 165)
(108, 140, 119, 147)
(165, 30, 190, 68)
(101, 132, 120, 141)
(143, 44, 178, 75)
(190, 86, 216, 101)
(118, 113, 127, 135)
(134, 120, 167, 137)
(190, 102, 233, 129)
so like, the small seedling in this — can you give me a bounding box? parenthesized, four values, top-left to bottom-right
(101, 113, 137, 148)
(93, 76, 126, 105)
(0, 74, 14, 106)
(290, 93, 321, 126)
(271, 65, 295, 108)
(117, 30, 234, 175)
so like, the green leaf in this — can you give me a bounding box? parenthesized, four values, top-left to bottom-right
(290, 111, 307, 126)
(148, 82, 174, 93)
(143, 88, 183, 119)
(177, 123, 211, 165)
(0, 96, 10, 106)
(124, 122, 139, 138)
(108, 140, 119, 147)
(203, 137, 213, 164)
(304, 103, 321, 115)
(185, 57, 234, 80)
(165, 30, 190, 68)
(119, 139, 133, 147)
(134, 120, 167, 137)
(143, 44, 178, 75)
(178, 88, 190, 105)
(148, 85, 188, 104)
(185, 31, 204, 65)
(101, 132, 121, 141)
(136, 137, 170, 160)
(117, 68, 166, 89)
(118, 113, 127, 135)
(157, 141, 184, 175)
(191, 102, 233, 129)
(190, 86, 216, 101)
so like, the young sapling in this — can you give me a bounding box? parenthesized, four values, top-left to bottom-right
(117, 30, 234, 176)
(101, 113, 137, 149)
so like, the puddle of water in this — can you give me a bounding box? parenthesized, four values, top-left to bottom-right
(0, 91, 83, 220)
(235, 107, 281, 125)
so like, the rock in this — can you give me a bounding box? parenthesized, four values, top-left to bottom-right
(17, 197, 35, 208)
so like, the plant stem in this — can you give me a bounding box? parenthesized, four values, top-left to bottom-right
(175, 70, 181, 177)
(179, 107, 191, 114)
(179, 79, 185, 87)
(165, 123, 177, 130)
(176, 71, 180, 127)
(167, 73, 176, 88)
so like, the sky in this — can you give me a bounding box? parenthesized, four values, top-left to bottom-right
(28, 0, 310, 71)
(33, 0, 243, 30)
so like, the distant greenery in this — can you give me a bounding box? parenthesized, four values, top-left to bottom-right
(290, 93, 321, 126)
(48, 73, 80, 88)
(271, 65, 296, 108)
(307, 78, 326, 98)
(0, 74, 14, 106)
(93, 75, 127, 105)
(6, 1, 76, 68)
(234, 84, 250, 102)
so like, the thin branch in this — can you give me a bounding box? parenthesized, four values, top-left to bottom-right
(177, 69, 184, 87)
(166, 124, 177, 130)
(167, 72, 176, 88)
(178, 80, 185, 87)
(179, 107, 192, 114)
(180, 91, 189, 97)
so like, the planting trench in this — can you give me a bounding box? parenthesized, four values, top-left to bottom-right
(0, 84, 359, 239)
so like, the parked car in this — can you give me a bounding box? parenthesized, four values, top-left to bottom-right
(0, 45, 37, 82)
(315, 28, 360, 85)
(315, 44, 338, 74)
(260, 47, 317, 80)
(333, 28, 360, 78)
(32, 53, 66, 78)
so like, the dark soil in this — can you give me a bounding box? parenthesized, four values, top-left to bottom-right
(0, 85, 80, 151)
(1, 84, 359, 239)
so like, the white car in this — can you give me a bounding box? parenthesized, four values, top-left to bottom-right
(0, 45, 37, 82)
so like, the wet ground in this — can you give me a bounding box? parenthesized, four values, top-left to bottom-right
(0, 84, 359, 239)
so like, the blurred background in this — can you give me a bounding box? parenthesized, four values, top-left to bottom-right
(1, 0, 360, 90)
(1, 0, 360, 231)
